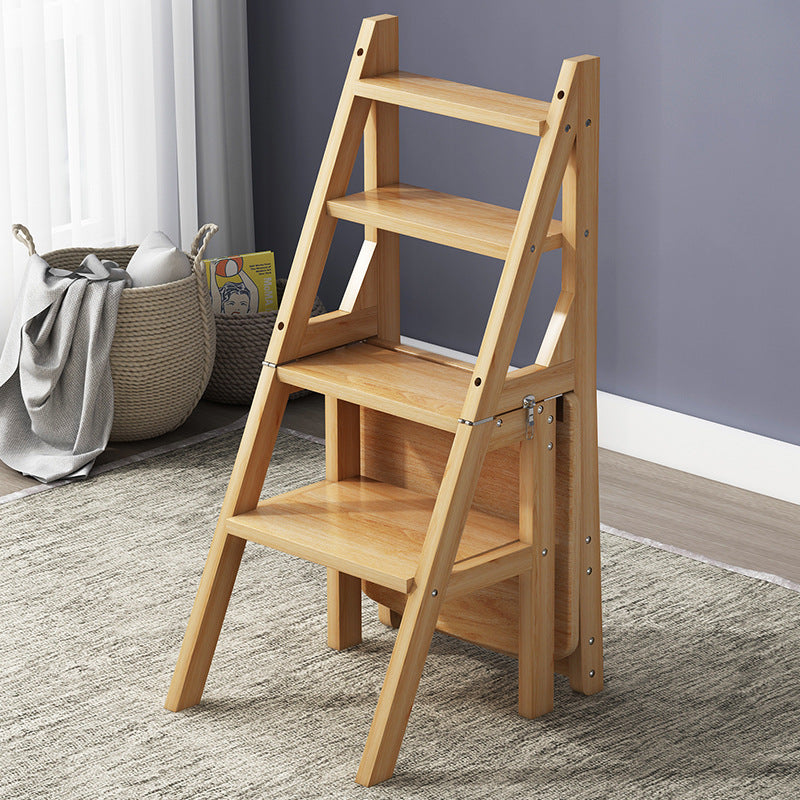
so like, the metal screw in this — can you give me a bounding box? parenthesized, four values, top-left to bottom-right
(584, 229, 589, 237)
(537, 405, 544, 414)
(564, 124, 571, 132)
(541, 548, 548, 556)
(586, 567, 593, 575)
(431, 589, 438, 597)
(547, 415, 554, 424)
(588, 637, 595, 645)
(530, 244, 536, 252)
(585, 536, 592, 544)
(547, 442, 553, 451)
(495, 418, 503, 427)
(589, 669, 596, 678)
(585, 118, 592, 127)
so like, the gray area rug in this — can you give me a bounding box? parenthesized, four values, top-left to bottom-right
(2, 430, 799, 799)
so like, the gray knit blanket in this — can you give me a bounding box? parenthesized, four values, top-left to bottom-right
(0, 254, 131, 482)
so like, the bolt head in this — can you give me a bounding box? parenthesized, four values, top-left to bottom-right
(585, 536, 592, 544)
(495, 418, 503, 427)
(547, 442, 553, 450)
(584, 229, 589, 237)
(431, 589, 438, 597)
(589, 669, 596, 678)
(537, 405, 544, 414)
(586, 567, 592, 575)
(588, 637, 595, 645)
(547, 415, 554, 424)
(565, 123, 571, 132)
(541, 548, 548, 556)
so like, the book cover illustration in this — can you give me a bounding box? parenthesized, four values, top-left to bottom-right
(204, 251, 278, 315)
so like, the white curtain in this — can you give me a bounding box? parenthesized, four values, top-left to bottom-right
(193, 0, 254, 263)
(0, 0, 254, 340)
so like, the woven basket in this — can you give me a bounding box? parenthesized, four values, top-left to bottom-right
(203, 279, 326, 405)
(11, 223, 218, 442)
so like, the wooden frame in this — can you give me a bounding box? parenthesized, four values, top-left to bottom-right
(165, 14, 601, 787)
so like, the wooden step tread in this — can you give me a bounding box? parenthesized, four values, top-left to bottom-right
(278, 342, 471, 431)
(355, 71, 549, 136)
(278, 343, 575, 431)
(225, 477, 528, 594)
(327, 184, 563, 259)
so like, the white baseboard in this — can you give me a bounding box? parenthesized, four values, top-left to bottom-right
(596, 392, 800, 506)
(401, 337, 800, 506)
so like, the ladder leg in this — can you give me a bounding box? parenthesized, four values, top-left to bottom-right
(518, 397, 557, 717)
(165, 367, 290, 711)
(327, 568, 362, 650)
(564, 391, 603, 694)
(165, 525, 246, 712)
(356, 584, 440, 786)
(325, 397, 363, 649)
(560, 54, 602, 694)
(378, 604, 402, 628)
(356, 422, 493, 786)
(366, 94, 402, 635)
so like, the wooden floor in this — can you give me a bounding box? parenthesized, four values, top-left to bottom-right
(600, 449, 800, 587)
(2, 392, 798, 588)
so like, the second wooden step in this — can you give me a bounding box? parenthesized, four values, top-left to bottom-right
(327, 184, 563, 259)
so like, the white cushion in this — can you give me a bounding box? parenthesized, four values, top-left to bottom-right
(125, 231, 191, 287)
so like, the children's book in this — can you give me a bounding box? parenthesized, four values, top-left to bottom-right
(204, 251, 278, 315)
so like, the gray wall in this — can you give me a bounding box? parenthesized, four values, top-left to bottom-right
(247, 0, 800, 446)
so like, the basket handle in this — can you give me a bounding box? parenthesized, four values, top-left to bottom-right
(189, 223, 219, 265)
(188, 223, 219, 321)
(11, 224, 37, 256)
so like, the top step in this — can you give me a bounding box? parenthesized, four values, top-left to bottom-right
(355, 71, 550, 135)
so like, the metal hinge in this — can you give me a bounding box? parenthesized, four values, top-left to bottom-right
(522, 395, 536, 439)
(457, 415, 494, 427)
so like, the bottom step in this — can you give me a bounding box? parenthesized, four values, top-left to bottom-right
(225, 477, 530, 594)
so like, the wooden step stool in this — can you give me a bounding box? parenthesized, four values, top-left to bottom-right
(165, 14, 602, 787)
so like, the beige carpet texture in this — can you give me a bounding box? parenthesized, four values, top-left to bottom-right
(2, 430, 799, 799)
